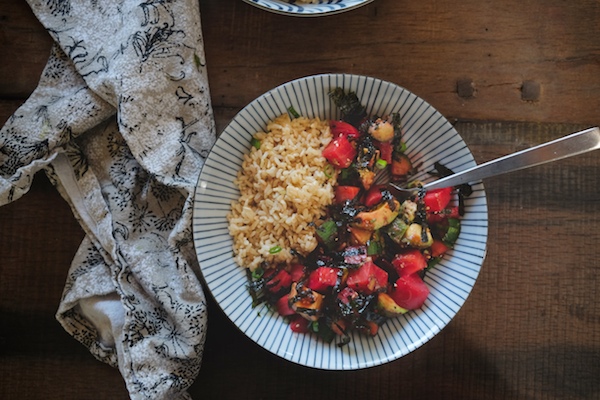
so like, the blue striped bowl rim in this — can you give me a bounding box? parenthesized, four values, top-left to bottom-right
(242, 0, 373, 16)
(193, 73, 488, 370)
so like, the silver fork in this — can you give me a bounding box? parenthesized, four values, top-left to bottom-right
(389, 126, 600, 193)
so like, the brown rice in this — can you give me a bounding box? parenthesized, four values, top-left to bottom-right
(227, 114, 335, 271)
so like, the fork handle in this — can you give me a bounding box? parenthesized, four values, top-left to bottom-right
(424, 126, 600, 191)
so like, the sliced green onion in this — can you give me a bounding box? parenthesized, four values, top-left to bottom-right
(442, 218, 461, 248)
(367, 237, 382, 256)
(316, 219, 337, 249)
(250, 137, 261, 149)
(427, 257, 441, 270)
(287, 106, 300, 119)
(375, 159, 388, 169)
(251, 266, 264, 280)
(395, 141, 407, 153)
(269, 245, 282, 254)
(383, 217, 409, 245)
(323, 163, 335, 178)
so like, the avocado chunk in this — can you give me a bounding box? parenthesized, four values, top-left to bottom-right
(377, 293, 408, 317)
(402, 223, 434, 249)
(352, 199, 401, 231)
(358, 168, 376, 190)
(348, 226, 372, 246)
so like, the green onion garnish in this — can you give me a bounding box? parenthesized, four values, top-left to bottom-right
(323, 163, 335, 178)
(251, 266, 264, 280)
(288, 106, 300, 119)
(375, 159, 388, 169)
(395, 141, 407, 153)
(269, 245, 282, 254)
(315, 219, 337, 250)
(251, 137, 261, 149)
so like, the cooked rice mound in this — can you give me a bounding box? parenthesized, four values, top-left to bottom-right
(227, 114, 335, 271)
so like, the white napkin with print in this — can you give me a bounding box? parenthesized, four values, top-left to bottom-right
(0, 1, 216, 399)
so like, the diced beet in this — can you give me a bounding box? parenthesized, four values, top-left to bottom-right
(265, 269, 292, 293)
(335, 185, 361, 204)
(330, 120, 360, 140)
(363, 185, 385, 208)
(375, 140, 393, 164)
(337, 286, 359, 304)
(289, 315, 310, 333)
(390, 274, 430, 310)
(322, 136, 357, 169)
(275, 294, 295, 316)
(346, 259, 388, 294)
(429, 240, 450, 258)
(427, 206, 460, 224)
(307, 267, 340, 293)
(289, 263, 306, 282)
(423, 187, 453, 213)
(343, 245, 368, 265)
(391, 249, 427, 277)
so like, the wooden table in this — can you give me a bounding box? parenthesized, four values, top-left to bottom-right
(1, 1, 599, 398)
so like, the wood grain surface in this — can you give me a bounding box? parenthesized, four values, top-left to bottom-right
(1, 1, 599, 399)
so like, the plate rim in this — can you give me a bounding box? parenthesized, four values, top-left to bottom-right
(241, 0, 374, 17)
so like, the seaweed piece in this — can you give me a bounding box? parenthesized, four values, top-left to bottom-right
(329, 87, 368, 127)
(355, 135, 377, 169)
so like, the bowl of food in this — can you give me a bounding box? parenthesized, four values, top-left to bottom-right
(242, 0, 373, 17)
(193, 73, 488, 369)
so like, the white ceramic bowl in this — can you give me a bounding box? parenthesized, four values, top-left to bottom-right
(242, 0, 373, 16)
(193, 73, 488, 369)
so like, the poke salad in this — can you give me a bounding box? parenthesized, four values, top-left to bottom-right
(231, 88, 471, 346)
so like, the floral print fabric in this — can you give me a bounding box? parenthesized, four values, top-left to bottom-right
(0, 1, 215, 399)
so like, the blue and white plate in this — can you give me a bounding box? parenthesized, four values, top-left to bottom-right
(242, 0, 373, 16)
(193, 74, 488, 370)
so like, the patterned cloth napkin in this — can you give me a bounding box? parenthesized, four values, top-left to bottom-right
(0, 1, 216, 398)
